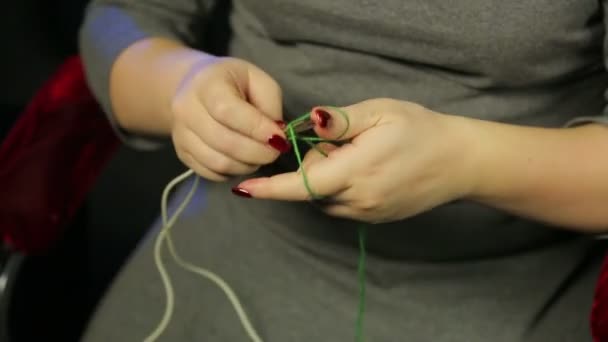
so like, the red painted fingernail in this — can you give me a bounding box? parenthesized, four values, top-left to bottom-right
(275, 120, 287, 130)
(313, 108, 331, 128)
(231, 187, 252, 198)
(268, 135, 291, 153)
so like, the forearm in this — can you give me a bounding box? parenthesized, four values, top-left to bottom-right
(459, 117, 608, 232)
(109, 37, 214, 135)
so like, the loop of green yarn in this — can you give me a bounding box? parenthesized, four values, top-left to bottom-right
(284, 107, 350, 199)
(284, 108, 367, 342)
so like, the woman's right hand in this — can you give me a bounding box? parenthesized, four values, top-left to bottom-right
(170, 57, 288, 181)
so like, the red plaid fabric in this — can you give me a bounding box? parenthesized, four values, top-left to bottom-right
(0, 56, 119, 253)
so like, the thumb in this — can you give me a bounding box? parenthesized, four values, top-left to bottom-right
(310, 104, 377, 141)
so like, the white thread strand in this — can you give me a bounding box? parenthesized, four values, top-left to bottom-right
(144, 169, 263, 342)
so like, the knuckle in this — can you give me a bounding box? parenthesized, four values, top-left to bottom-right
(242, 165, 260, 175)
(209, 156, 234, 174)
(401, 100, 421, 111)
(210, 99, 233, 120)
(216, 133, 237, 154)
(247, 112, 267, 140)
(205, 171, 228, 182)
(268, 78, 282, 96)
(364, 97, 400, 109)
(362, 98, 385, 107)
(260, 150, 279, 165)
(204, 81, 227, 100)
(357, 197, 381, 211)
(200, 169, 227, 182)
(176, 150, 196, 169)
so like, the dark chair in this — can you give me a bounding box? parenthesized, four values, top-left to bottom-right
(0, 1, 187, 340)
(0, 2, 90, 341)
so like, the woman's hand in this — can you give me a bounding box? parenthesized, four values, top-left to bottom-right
(234, 98, 479, 223)
(171, 57, 289, 181)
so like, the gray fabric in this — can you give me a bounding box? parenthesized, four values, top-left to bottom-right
(83, 179, 602, 341)
(79, 0, 608, 340)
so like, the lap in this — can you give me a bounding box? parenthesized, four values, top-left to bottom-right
(82, 179, 603, 342)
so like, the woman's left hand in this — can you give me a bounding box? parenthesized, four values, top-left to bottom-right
(235, 98, 480, 223)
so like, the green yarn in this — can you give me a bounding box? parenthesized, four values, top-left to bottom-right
(284, 108, 367, 341)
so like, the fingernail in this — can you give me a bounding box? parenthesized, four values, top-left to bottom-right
(275, 120, 287, 130)
(268, 134, 291, 153)
(231, 187, 252, 198)
(313, 108, 331, 128)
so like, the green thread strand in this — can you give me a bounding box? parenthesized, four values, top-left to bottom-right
(284, 109, 366, 341)
(287, 124, 321, 200)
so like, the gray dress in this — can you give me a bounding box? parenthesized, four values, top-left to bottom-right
(79, 0, 608, 340)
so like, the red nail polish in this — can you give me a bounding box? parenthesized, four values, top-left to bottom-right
(275, 120, 287, 130)
(268, 135, 291, 153)
(231, 187, 252, 198)
(313, 108, 331, 128)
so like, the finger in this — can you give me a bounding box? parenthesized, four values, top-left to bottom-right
(182, 129, 259, 176)
(200, 79, 286, 147)
(236, 143, 357, 201)
(178, 150, 228, 182)
(309, 102, 380, 141)
(188, 107, 282, 165)
(246, 65, 283, 121)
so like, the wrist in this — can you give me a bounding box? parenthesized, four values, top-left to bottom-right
(435, 112, 486, 200)
(455, 118, 549, 204)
